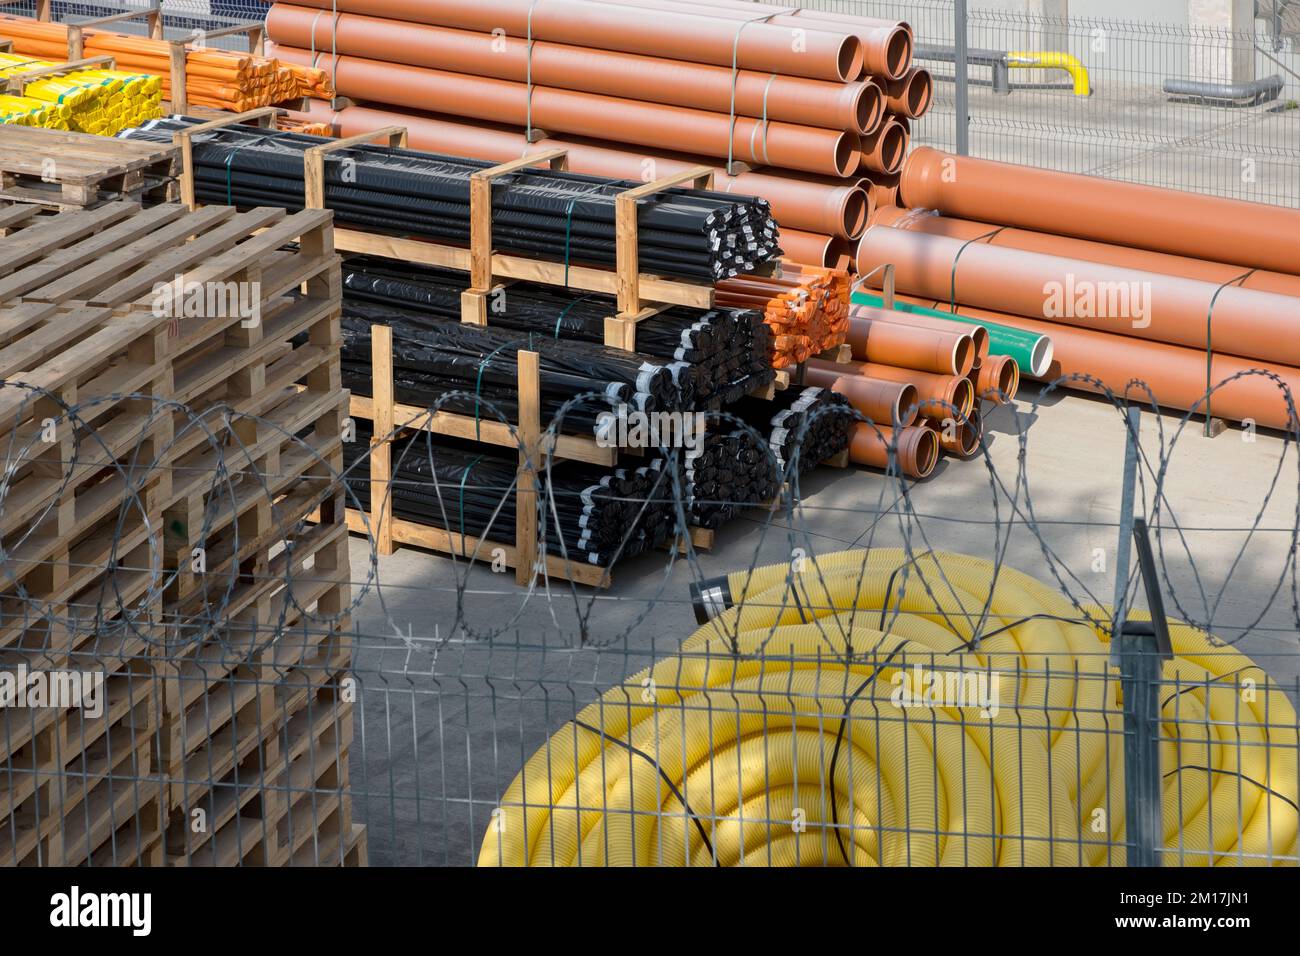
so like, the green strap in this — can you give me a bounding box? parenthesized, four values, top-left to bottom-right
(457, 454, 485, 550)
(553, 294, 593, 337)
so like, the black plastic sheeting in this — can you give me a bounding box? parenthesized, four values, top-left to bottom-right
(341, 424, 680, 568)
(122, 117, 781, 281)
(340, 255, 775, 407)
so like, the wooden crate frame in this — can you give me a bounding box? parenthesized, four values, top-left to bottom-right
(351, 326, 611, 587)
(178, 113, 724, 348)
(0, 73, 181, 208)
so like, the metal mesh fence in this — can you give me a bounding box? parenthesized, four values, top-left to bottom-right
(0, 1, 271, 46)
(757, 0, 1300, 207)
(3, 375, 1297, 866)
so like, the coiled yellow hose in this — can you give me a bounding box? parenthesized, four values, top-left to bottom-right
(479, 550, 1297, 866)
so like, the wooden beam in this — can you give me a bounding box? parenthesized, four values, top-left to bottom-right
(611, 165, 714, 346)
(301, 126, 408, 211)
(370, 323, 395, 556)
(514, 350, 541, 587)
(461, 148, 569, 325)
(173, 108, 285, 209)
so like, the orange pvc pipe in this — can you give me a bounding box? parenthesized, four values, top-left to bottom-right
(275, 48, 855, 176)
(846, 307, 975, 376)
(900, 146, 1300, 276)
(277, 0, 863, 81)
(934, 409, 981, 459)
(857, 224, 1300, 367)
(858, 172, 901, 210)
(850, 303, 990, 363)
(885, 67, 932, 119)
(268, 5, 878, 135)
(808, 359, 973, 423)
(860, 115, 907, 175)
(848, 423, 938, 478)
(780, 230, 852, 271)
(812, 374, 919, 428)
(975, 355, 1020, 404)
(872, 204, 1300, 298)
(622, 0, 914, 80)
(287, 94, 871, 239)
(971, 310, 1300, 432)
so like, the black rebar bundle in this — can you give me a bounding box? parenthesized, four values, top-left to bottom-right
(339, 256, 775, 407)
(342, 425, 679, 567)
(123, 117, 781, 282)
(341, 300, 687, 436)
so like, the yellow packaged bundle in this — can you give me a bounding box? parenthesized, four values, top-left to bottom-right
(0, 92, 71, 129)
(0, 54, 160, 135)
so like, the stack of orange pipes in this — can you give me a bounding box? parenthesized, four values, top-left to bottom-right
(856, 147, 1300, 432)
(262, 0, 929, 270)
(0, 15, 334, 111)
(794, 299, 1013, 479)
(715, 263, 850, 369)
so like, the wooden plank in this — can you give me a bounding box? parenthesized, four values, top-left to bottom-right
(615, 165, 714, 318)
(0, 204, 39, 231)
(515, 350, 540, 587)
(385, 516, 609, 588)
(173, 108, 284, 208)
(371, 323, 395, 556)
(0, 203, 190, 303)
(2, 56, 116, 97)
(333, 228, 713, 308)
(0, 304, 112, 381)
(0, 202, 139, 277)
(463, 148, 569, 324)
(302, 126, 408, 210)
(348, 394, 615, 466)
(81, 207, 287, 306)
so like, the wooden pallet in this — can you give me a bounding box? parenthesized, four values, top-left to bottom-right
(0, 200, 357, 866)
(0, 125, 180, 208)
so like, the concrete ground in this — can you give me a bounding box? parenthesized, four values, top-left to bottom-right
(340, 383, 1300, 864)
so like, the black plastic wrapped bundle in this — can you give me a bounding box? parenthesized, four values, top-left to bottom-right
(341, 300, 684, 436)
(341, 425, 678, 568)
(121, 117, 781, 281)
(340, 255, 774, 406)
(732, 386, 855, 474)
(661, 387, 852, 530)
(679, 428, 782, 530)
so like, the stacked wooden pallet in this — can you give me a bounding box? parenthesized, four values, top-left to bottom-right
(0, 124, 179, 208)
(0, 200, 364, 866)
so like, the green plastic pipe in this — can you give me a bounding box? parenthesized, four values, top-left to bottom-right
(851, 291, 1054, 377)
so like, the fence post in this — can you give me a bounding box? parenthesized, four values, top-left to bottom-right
(1110, 407, 1174, 866)
(954, 0, 970, 155)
